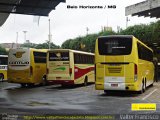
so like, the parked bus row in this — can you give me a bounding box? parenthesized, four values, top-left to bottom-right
(7, 48, 95, 87)
(0, 35, 155, 94)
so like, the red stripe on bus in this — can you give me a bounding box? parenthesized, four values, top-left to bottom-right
(74, 66, 94, 80)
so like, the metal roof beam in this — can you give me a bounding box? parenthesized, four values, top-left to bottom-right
(0, 2, 58, 9)
(0, 10, 48, 16)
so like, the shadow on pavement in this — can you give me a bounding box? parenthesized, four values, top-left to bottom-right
(99, 83, 156, 97)
(46, 83, 94, 90)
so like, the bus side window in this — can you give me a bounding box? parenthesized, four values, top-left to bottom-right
(138, 42, 153, 62)
(138, 43, 142, 59)
(33, 52, 46, 63)
(74, 54, 78, 64)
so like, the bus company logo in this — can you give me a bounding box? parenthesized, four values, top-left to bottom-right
(13, 52, 25, 58)
(56, 53, 61, 59)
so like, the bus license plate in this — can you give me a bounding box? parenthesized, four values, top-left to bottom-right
(111, 84, 118, 87)
(56, 77, 61, 80)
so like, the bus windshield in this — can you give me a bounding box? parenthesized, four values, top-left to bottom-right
(49, 52, 69, 61)
(98, 37, 132, 55)
(0, 57, 8, 65)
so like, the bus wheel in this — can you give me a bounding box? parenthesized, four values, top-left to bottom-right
(104, 90, 107, 94)
(0, 74, 4, 82)
(27, 83, 34, 88)
(84, 76, 88, 86)
(42, 75, 48, 86)
(21, 83, 26, 88)
(139, 81, 145, 94)
(150, 82, 154, 87)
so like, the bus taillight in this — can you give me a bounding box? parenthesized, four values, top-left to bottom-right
(69, 68, 72, 75)
(134, 64, 137, 81)
(134, 64, 137, 75)
(47, 68, 49, 74)
(30, 66, 33, 76)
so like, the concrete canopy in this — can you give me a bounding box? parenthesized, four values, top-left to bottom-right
(0, 13, 9, 26)
(125, 0, 160, 18)
(0, 0, 65, 26)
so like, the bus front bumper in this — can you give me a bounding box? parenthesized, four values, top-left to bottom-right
(8, 77, 33, 84)
(96, 82, 140, 91)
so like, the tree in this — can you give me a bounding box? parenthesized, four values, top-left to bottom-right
(61, 38, 81, 50)
(61, 39, 72, 49)
(0, 46, 7, 55)
(61, 20, 160, 53)
(62, 30, 116, 53)
(119, 20, 160, 43)
(35, 41, 60, 49)
(21, 43, 37, 48)
(21, 41, 60, 49)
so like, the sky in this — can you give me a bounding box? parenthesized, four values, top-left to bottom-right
(0, 0, 158, 46)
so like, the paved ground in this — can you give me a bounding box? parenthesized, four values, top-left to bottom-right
(0, 81, 160, 120)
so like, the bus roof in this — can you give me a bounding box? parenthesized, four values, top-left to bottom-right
(9, 48, 48, 52)
(135, 37, 153, 52)
(98, 35, 133, 39)
(48, 49, 94, 55)
(30, 48, 48, 52)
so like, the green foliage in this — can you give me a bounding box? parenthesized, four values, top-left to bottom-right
(80, 34, 98, 52)
(21, 41, 60, 49)
(35, 41, 60, 49)
(21, 43, 37, 48)
(0, 46, 7, 55)
(120, 24, 149, 42)
(61, 30, 116, 53)
(119, 20, 160, 43)
(99, 30, 116, 36)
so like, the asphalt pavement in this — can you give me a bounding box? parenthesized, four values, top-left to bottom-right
(0, 81, 160, 120)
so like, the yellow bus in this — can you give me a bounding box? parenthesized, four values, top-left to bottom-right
(47, 49, 95, 86)
(95, 35, 154, 93)
(8, 48, 48, 87)
(0, 55, 8, 81)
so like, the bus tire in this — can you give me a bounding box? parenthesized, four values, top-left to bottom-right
(0, 73, 4, 82)
(139, 81, 145, 94)
(42, 75, 48, 86)
(145, 79, 147, 89)
(84, 76, 88, 86)
(27, 83, 34, 87)
(150, 79, 154, 87)
(21, 83, 26, 88)
(104, 90, 108, 94)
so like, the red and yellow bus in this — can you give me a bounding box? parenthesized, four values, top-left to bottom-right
(47, 49, 95, 86)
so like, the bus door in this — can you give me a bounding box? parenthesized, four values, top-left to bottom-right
(48, 51, 71, 81)
(32, 51, 47, 83)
